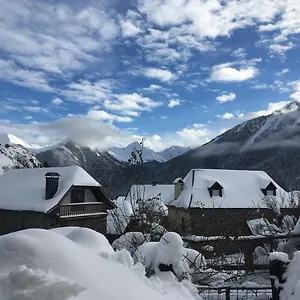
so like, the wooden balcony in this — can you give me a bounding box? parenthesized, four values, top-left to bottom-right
(59, 202, 106, 219)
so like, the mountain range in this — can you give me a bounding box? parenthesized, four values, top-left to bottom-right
(2, 100, 300, 197)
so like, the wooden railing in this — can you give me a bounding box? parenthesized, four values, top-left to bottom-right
(59, 202, 105, 218)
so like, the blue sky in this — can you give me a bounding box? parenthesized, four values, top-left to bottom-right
(0, 0, 300, 151)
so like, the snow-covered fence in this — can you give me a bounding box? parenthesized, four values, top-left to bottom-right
(269, 252, 289, 300)
(197, 286, 272, 300)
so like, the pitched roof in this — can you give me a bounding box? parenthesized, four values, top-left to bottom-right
(125, 184, 174, 206)
(169, 169, 287, 209)
(0, 165, 101, 212)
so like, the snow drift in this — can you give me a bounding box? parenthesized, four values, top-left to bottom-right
(0, 228, 201, 300)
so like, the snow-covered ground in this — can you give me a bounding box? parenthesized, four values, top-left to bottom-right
(0, 227, 201, 300)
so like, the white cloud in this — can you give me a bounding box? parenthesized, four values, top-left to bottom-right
(269, 42, 294, 55)
(290, 80, 300, 101)
(120, 19, 142, 37)
(231, 48, 247, 59)
(251, 83, 269, 90)
(52, 98, 64, 105)
(0, 1, 119, 77)
(104, 93, 162, 117)
(138, 0, 298, 54)
(176, 124, 212, 148)
(87, 110, 133, 123)
(220, 112, 235, 120)
(211, 66, 258, 82)
(0, 59, 53, 92)
(216, 93, 236, 103)
(168, 99, 181, 108)
(143, 67, 176, 82)
(24, 106, 48, 113)
(246, 101, 290, 118)
(24, 116, 33, 120)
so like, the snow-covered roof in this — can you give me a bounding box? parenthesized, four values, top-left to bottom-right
(169, 169, 287, 209)
(125, 184, 175, 206)
(0, 165, 101, 213)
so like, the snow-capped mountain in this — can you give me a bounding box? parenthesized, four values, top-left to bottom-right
(0, 142, 42, 175)
(0, 133, 40, 150)
(109, 142, 190, 162)
(142, 100, 300, 191)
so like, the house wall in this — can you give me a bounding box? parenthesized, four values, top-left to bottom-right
(168, 206, 192, 234)
(174, 183, 182, 200)
(0, 208, 108, 236)
(60, 187, 98, 204)
(189, 208, 277, 236)
(0, 209, 57, 236)
(168, 206, 283, 237)
(59, 215, 107, 233)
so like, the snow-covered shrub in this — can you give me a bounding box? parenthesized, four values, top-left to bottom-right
(136, 232, 193, 281)
(254, 246, 269, 265)
(182, 248, 206, 273)
(112, 232, 149, 257)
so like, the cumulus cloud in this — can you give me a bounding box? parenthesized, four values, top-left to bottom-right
(143, 68, 176, 82)
(168, 99, 181, 107)
(176, 124, 212, 147)
(120, 19, 142, 37)
(220, 112, 235, 120)
(211, 66, 258, 82)
(216, 93, 236, 103)
(52, 98, 64, 105)
(104, 93, 162, 116)
(290, 80, 300, 101)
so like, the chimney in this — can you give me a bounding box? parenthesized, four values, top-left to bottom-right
(174, 178, 184, 200)
(45, 172, 60, 199)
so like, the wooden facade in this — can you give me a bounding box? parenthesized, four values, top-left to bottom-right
(0, 185, 114, 236)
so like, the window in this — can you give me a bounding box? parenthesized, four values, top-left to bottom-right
(266, 189, 276, 196)
(212, 189, 222, 197)
(71, 188, 85, 203)
(262, 182, 277, 196)
(208, 182, 223, 197)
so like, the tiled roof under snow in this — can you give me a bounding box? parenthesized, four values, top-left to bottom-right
(169, 169, 287, 209)
(0, 165, 100, 212)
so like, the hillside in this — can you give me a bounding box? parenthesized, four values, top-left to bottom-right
(0, 142, 42, 174)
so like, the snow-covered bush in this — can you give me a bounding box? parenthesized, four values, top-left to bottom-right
(254, 246, 269, 265)
(182, 248, 206, 273)
(112, 232, 149, 257)
(136, 232, 205, 282)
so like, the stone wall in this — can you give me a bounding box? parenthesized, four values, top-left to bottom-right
(0, 209, 57, 235)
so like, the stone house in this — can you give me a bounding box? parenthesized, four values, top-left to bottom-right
(167, 169, 295, 237)
(0, 165, 116, 235)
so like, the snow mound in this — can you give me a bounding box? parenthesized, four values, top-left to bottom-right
(0, 265, 84, 300)
(112, 232, 149, 256)
(52, 227, 114, 254)
(0, 228, 200, 300)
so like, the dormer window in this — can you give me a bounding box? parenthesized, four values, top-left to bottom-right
(208, 182, 223, 198)
(261, 182, 277, 196)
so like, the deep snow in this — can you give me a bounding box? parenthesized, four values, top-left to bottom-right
(0, 228, 201, 300)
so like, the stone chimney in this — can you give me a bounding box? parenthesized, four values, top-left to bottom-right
(174, 178, 184, 200)
(45, 172, 60, 200)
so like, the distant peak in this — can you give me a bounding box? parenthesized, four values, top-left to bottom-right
(0, 133, 39, 149)
(274, 100, 300, 115)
